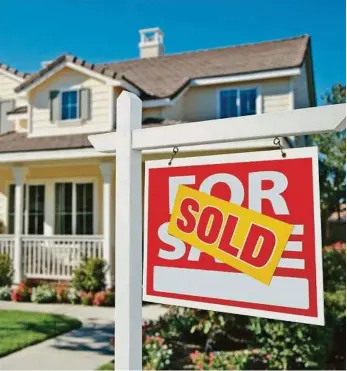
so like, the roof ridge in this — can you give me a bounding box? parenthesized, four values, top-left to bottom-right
(103, 34, 310, 66)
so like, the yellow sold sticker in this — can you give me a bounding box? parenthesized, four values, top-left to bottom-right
(168, 185, 294, 285)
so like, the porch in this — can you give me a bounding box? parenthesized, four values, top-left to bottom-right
(0, 158, 115, 285)
(0, 235, 103, 280)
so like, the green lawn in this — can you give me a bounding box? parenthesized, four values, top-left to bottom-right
(0, 310, 82, 357)
(97, 362, 114, 370)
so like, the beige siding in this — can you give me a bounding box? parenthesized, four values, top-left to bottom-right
(294, 62, 310, 109)
(30, 67, 111, 137)
(156, 78, 292, 122)
(0, 72, 19, 100)
(261, 79, 291, 113)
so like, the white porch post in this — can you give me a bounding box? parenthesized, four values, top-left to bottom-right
(99, 162, 113, 288)
(12, 167, 27, 284)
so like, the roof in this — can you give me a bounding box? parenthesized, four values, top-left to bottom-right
(0, 118, 184, 153)
(0, 62, 30, 79)
(15, 35, 310, 99)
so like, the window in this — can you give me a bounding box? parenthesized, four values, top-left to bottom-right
(219, 88, 258, 118)
(61, 90, 79, 120)
(55, 182, 94, 235)
(8, 184, 45, 235)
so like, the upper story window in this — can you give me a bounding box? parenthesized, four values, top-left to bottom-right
(61, 90, 79, 120)
(50, 88, 90, 123)
(219, 88, 258, 118)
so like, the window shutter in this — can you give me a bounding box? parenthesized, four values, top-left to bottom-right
(79, 88, 91, 121)
(49, 90, 60, 122)
(0, 99, 15, 133)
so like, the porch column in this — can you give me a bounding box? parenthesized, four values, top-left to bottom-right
(99, 162, 113, 288)
(12, 167, 27, 284)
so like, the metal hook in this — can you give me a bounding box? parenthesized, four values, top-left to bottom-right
(168, 147, 179, 165)
(273, 137, 286, 158)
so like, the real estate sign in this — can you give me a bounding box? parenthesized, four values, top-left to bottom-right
(143, 147, 324, 325)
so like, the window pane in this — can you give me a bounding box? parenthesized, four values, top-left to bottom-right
(240, 89, 257, 116)
(9, 185, 15, 213)
(55, 183, 73, 235)
(220, 90, 238, 118)
(28, 185, 45, 235)
(61, 91, 78, 120)
(76, 214, 93, 235)
(76, 183, 93, 212)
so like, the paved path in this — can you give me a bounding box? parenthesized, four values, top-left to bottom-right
(0, 301, 168, 370)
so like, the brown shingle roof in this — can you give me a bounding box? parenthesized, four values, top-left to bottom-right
(15, 35, 310, 99)
(0, 62, 30, 79)
(0, 118, 184, 153)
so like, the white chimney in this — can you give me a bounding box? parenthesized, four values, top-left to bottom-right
(41, 60, 53, 69)
(139, 27, 164, 58)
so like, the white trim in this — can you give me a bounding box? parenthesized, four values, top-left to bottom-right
(59, 89, 80, 122)
(0, 68, 25, 83)
(142, 147, 325, 326)
(17, 61, 140, 96)
(191, 68, 301, 87)
(216, 85, 261, 119)
(7, 113, 28, 121)
(109, 86, 115, 128)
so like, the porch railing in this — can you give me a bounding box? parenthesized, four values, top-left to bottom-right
(0, 235, 15, 259)
(22, 236, 104, 280)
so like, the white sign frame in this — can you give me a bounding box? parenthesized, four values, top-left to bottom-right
(89, 91, 346, 371)
(143, 147, 324, 326)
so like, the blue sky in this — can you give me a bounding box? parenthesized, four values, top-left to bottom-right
(0, 0, 345, 103)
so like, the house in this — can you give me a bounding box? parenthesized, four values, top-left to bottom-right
(0, 28, 316, 286)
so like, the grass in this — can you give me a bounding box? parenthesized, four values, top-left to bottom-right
(97, 361, 114, 370)
(0, 309, 82, 357)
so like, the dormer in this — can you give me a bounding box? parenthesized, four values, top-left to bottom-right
(139, 28, 164, 58)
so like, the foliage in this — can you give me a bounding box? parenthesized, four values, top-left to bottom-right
(190, 349, 265, 370)
(0, 309, 81, 357)
(80, 291, 94, 305)
(11, 281, 31, 302)
(66, 287, 81, 304)
(0, 253, 14, 287)
(143, 335, 173, 370)
(323, 245, 346, 292)
(310, 83, 346, 244)
(72, 257, 107, 293)
(56, 282, 70, 303)
(93, 290, 115, 306)
(31, 284, 57, 304)
(0, 285, 12, 300)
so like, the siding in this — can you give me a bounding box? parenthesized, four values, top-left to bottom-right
(293, 62, 310, 109)
(160, 78, 292, 122)
(30, 67, 111, 137)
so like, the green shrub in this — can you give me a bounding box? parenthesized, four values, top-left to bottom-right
(67, 287, 80, 304)
(143, 335, 173, 370)
(72, 257, 107, 293)
(0, 253, 14, 287)
(31, 284, 57, 303)
(190, 349, 265, 370)
(0, 286, 12, 300)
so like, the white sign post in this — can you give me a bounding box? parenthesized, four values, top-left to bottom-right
(89, 91, 345, 371)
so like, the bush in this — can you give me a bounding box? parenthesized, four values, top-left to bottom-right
(80, 291, 94, 305)
(93, 290, 115, 306)
(0, 253, 14, 287)
(190, 349, 265, 370)
(56, 283, 70, 303)
(72, 257, 107, 293)
(31, 284, 57, 303)
(11, 281, 31, 302)
(143, 335, 173, 370)
(323, 245, 346, 292)
(0, 286, 12, 300)
(67, 287, 81, 304)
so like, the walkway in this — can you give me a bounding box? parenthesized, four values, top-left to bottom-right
(0, 301, 168, 370)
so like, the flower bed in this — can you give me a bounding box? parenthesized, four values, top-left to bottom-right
(0, 281, 115, 307)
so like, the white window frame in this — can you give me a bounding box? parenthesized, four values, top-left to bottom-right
(60, 89, 80, 122)
(53, 178, 98, 235)
(216, 85, 262, 119)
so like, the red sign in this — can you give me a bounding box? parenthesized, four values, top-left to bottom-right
(143, 148, 324, 325)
